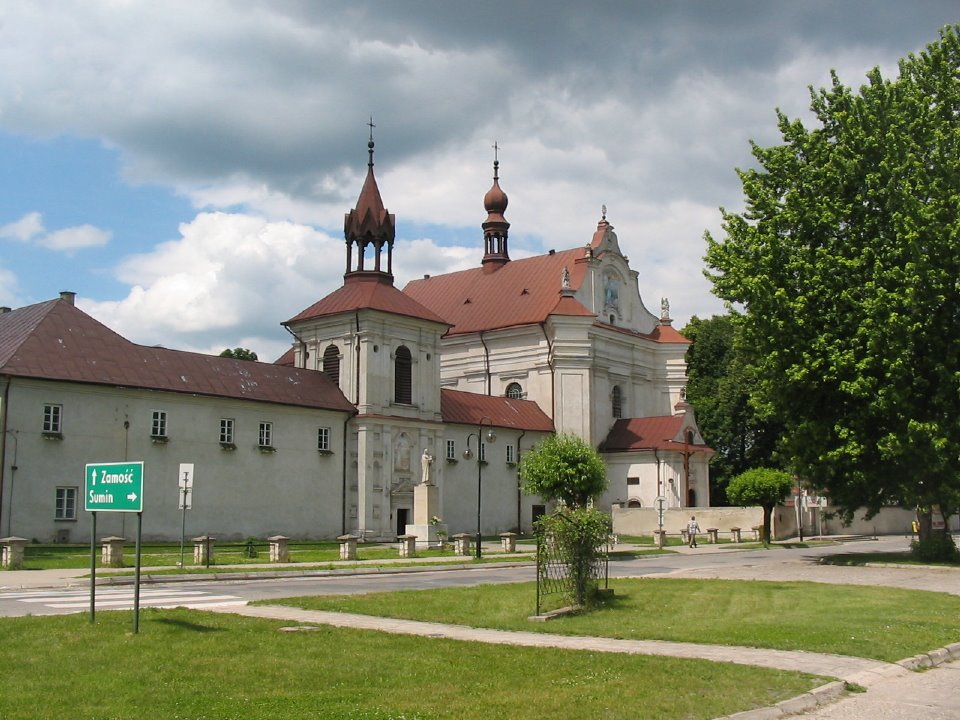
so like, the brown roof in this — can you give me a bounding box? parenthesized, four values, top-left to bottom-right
(404, 247, 590, 335)
(0, 298, 356, 413)
(286, 273, 448, 326)
(441, 388, 554, 432)
(600, 416, 713, 454)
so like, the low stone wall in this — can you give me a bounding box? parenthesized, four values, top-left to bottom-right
(611, 506, 763, 538)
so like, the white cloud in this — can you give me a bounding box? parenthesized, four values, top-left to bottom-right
(0, 212, 44, 242)
(39, 224, 111, 250)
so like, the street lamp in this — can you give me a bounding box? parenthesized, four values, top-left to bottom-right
(463, 417, 496, 558)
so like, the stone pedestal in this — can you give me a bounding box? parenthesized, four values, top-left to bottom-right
(452, 533, 473, 556)
(499, 532, 517, 552)
(193, 535, 215, 565)
(407, 483, 446, 547)
(707, 528, 719, 544)
(397, 534, 417, 558)
(101, 536, 125, 567)
(730, 527, 742, 543)
(0, 537, 28, 569)
(653, 530, 667, 549)
(268, 535, 290, 563)
(338, 534, 358, 560)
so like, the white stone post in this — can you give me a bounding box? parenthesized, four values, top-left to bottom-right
(100, 536, 126, 567)
(499, 532, 517, 553)
(730, 527, 742, 543)
(0, 537, 28, 570)
(268, 535, 290, 563)
(397, 534, 417, 558)
(338, 534, 358, 560)
(653, 529, 667, 549)
(707, 528, 719, 544)
(452, 533, 473, 556)
(193, 535, 216, 565)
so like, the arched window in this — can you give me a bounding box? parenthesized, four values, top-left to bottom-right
(323, 345, 340, 385)
(394, 345, 412, 404)
(612, 385, 623, 419)
(686, 430, 695, 444)
(505, 382, 523, 400)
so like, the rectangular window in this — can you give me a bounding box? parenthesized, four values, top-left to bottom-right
(506, 444, 515, 464)
(446, 439, 456, 460)
(317, 426, 331, 451)
(258, 422, 273, 448)
(43, 404, 63, 434)
(219, 418, 235, 444)
(151, 410, 167, 438)
(627, 477, 640, 486)
(55, 487, 77, 521)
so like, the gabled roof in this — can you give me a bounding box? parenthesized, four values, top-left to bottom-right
(0, 298, 356, 413)
(441, 388, 554, 432)
(285, 273, 448, 326)
(600, 416, 713, 454)
(404, 247, 589, 335)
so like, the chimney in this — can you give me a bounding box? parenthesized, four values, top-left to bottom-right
(0, 307, 10, 314)
(59, 291, 76, 306)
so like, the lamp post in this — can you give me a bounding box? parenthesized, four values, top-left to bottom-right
(463, 417, 496, 559)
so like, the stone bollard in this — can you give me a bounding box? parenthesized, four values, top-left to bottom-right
(653, 530, 667, 549)
(397, 534, 417, 558)
(499, 532, 517, 553)
(338, 534, 358, 561)
(730, 527, 742, 543)
(193, 535, 216, 565)
(707, 528, 719, 544)
(681, 529, 690, 545)
(268, 535, 290, 563)
(452, 532, 473, 556)
(751, 527, 762, 542)
(101, 536, 126, 567)
(0, 536, 28, 570)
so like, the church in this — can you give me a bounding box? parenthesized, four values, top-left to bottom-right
(0, 136, 712, 544)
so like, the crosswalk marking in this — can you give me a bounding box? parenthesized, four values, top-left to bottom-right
(3, 587, 245, 611)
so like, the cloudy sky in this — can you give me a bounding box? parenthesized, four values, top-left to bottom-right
(0, 2, 956, 360)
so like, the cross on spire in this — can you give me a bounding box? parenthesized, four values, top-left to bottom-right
(367, 117, 376, 167)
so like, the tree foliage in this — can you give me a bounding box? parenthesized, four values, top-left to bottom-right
(682, 314, 784, 503)
(519, 433, 608, 509)
(704, 26, 960, 545)
(220, 347, 259, 361)
(726, 468, 794, 544)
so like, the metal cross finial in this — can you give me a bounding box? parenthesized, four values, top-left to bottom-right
(367, 117, 376, 167)
(492, 140, 500, 179)
(601, 204, 607, 221)
(367, 117, 376, 141)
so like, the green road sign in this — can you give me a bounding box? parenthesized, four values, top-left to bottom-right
(85, 461, 144, 512)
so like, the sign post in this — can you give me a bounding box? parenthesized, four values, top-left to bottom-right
(84, 461, 145, 632)
(177, 464, 194, 568)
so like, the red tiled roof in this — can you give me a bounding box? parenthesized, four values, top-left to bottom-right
(441, 388, 554, 432)
(404, 247, 589, 335)
(286, 273, 448, 326)
(0, 298, 355, 413)
(594, 320, 691, 345)
(600, 416, 713, 454)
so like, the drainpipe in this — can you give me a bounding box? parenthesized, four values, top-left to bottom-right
(479, 331, 491, 395)
(354, 312, 361, 405)
(0, 378, 9, 535)
(538, 323, 556, 424)
(516, 428, 526, 533)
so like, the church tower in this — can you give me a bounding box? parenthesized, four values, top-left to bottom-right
(481, 146, 510, 272)
(345, 122, 396, 279)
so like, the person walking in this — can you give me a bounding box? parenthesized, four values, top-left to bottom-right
(687, 515, 700, 548)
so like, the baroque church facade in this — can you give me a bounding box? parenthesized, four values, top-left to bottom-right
(0, 137, 711, 544)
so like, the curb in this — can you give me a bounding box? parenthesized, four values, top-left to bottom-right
(715, 643, 960, 719)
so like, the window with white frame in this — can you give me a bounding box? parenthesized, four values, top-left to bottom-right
(55, 487, 77, 520)
(505, 444, 515, 464)
(505, 382, 523, 399)
(151, 410, 168, 438)
(258, 421, 273, 448)
(43, 404, 63, 434)
(446, 439, 456, 460)
(317, 426, 331, 452)
(219, 418, 235, 444)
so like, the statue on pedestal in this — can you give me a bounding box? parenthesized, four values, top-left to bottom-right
(420, 449, 434, 485)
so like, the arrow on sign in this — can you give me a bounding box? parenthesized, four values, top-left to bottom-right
(127, 493, 138, 502)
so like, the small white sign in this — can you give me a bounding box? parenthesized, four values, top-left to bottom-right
(178, 463, 195, 489)
(178, 487, 193, 510)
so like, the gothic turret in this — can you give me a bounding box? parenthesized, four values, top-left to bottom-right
(345, 122, 396, 282)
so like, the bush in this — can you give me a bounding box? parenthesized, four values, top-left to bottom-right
(911, 533, 960, 563)
(536, 507, 611, 607)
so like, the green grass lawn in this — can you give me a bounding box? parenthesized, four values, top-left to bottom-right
(265, 577, 960, 662)
(0, 609, 823, 720)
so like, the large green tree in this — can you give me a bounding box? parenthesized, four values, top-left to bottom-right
(682, 314, 783, 504)
(726, 468, 794, 545)
(705, 26, 960, 546)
